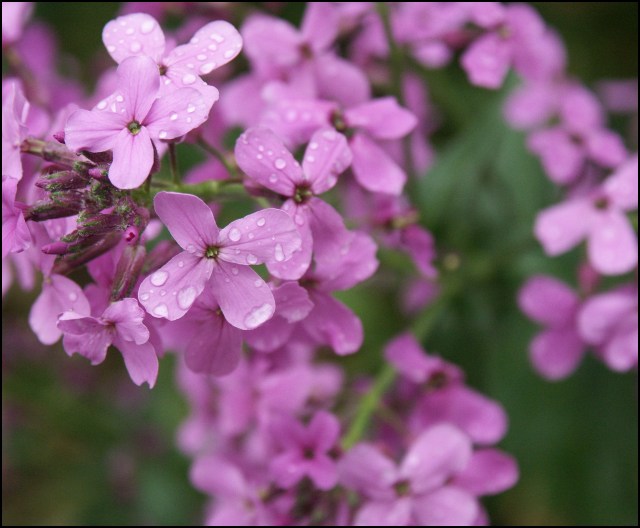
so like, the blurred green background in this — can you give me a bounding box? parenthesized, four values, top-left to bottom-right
(2, 2, 638, 525)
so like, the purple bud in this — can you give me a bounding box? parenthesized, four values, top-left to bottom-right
(88, 167, 109, 181)
(41, 241, 71, 255)
(25, 193, 84, 221)
(111, 245, 146, 301)
(36, 170, 90, 192)
(53, 131, 66, 144)
(123, 226, 139, 245)
(53, 231, 121, 275)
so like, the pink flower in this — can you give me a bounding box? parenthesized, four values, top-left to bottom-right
(2, 177, 31, 257)
(137, 192, 301, 329)
(535, 154, 638, 275)
(578, 288, 638, 372)
(269, 411, 340, 490)
(58, 297, 159, 387)
(518, 275, 586, 380)
(65, 56, 215, 189)
(340, 424, 479, 526)
(235, 126, 352, 279)
(2, 2, 33, 46)
(102, 13, 242, 97)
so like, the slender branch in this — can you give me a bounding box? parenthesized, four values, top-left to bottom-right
(197, 138, 241, 180)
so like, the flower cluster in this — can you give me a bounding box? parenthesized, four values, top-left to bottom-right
(2, 2, 636, 525)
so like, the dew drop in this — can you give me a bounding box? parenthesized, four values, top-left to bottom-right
(309, 142, 319, 150)
(196, 53, 207, 61)
(257, 217, 266, 227)
(210, 33, 224, 43)
(224, 49, 235, 59)
(69, 292, 78, 301)
(141, 20, 155, 34)
(177, 286, 197, 310)
(97, 100, 107, 110)
(186, 244, 196, 254)
(208, 43, 218, 51)
(257, 154, 263, 160)
(182, 73, 197, 85)
(258, 145, 265, 152)
(177, 260, 184, 268)
(187, 103, 196, 113)
(116, 95, 124, 102)
(247, 253, 258, 265)
(170, 112, 178, 121)
(107, 45, 116, 53)
(151, 270, 169, 286)
(130, 41, 142, 53)
(153, 303, 169, 317)
(159, 130, 168, 139)
(243, 303, 274, 329)
(269, 174, 278, 183)
(307, 155, 315, 163)
(322, 130, 337, 140)
(140, 292, 150, 301)
(228, 228, 241, 242)
(274, 243, 285, 262)
(224, 277, 231, 283)
(275, 158, 287, 170)
(200, 62, 216, 74)
(295, 215, 305, 226)
(248, 233, 255, 240)
(231, 267, 239, 276)
(254, 279, 263, 288)
(160, 290, 167, 296)
(125, 27, 135, 35)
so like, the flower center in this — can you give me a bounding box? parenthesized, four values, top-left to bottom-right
(127, 121, 142, 135)
(393, 479, 412, 497)
(158, 64, 168, 75)
(205, 245, 220, 259)
(294, 184, 313, 204)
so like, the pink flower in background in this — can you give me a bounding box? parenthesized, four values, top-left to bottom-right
(65, 56, 215, 189)
(2, 2, 33, 46)
(535, 154, 638, 275)
(519, 275, 586, 379)
(58, 297, 159, 387)
(2, 178, 31, 257)
(138, 192, 301, 328)
(269, 411, 340, 490)
(340, 424, 478, 526)
(578, 288, 638, 372)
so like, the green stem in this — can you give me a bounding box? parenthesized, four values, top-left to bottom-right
(341, 280, 459, 450)
(197, 138, 240, 179)
(168, 143, 180, 184)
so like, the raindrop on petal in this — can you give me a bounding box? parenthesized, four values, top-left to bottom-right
(153, 303, 169, 317)
(151, 270, 169, 286)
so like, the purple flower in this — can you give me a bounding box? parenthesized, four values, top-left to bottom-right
(58, 297, 159, 387)
(2, 177, 31, 257)
(2, 79, 29, 181)
(2, 2, 33, 46)
(269, 411, 340, 490)
(340, 424, 478, 526)
(138, 192, 301, 328)
(65, 56, 215, 189)
(535, 154, 638, 275)
(235, 126, 352, 279)
(578, 288, 638, 372)
(102, 13, 242, 96)
(518, 275, 586, 379)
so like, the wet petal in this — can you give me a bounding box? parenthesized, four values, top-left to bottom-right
(345, 97, 417, 140)
(534, 199, 594, 256)
(185, 312, 243, 375)
(64, 108, 125, 153)
(145, 87, 215, 140)
(109, 126, 154, 189)
(518, 275, 579, 327)
(102, 13, 166, 64)
(303, 128, 351, 194)
(350, 133, 407, 195)
(115, 337, 159, 388)
(588, 210, 638, 275)
(530, 328, 585, 380)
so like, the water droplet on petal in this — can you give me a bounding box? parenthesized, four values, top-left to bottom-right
(107, 45, 116, 53)
(257, 154, 263, 160)
(275, 158, 287, 169)
(247, 253, 258, 265)
(244, 303, 274, 329)
(224, 49, 235, 59)
(187, 103, 196, 114)
(196, 53, 207, 61)
(254, 280, 263, 288)
(323, 130, 337, 140)
(125, 27, 135, 35)
(160, 289, 167, 296)
(177, 260, 184, 268)
(231, 267, 239, 275)
(154, 303, 169, 317)
(97, 100, 107, 110)
(295, 214, 305, 226)
(269, 174, 278, 183)
(177, 286, 197, 310)
(309, 142, 319, 150)
(200, 61, 216, 74)
(159, 130, 168, 139)
(210, 33, 224, 43)
(208, 43, 217, 51)
(140, 292, 149, 301)
(116, 95, 124, 102)
(130, 41, 142, 53)
(151, 270, 169, 286)
(141, 20, 155, 34)
(228, 228, 241, 242)
(257, 217, 266, 227)
(248, 233, 255, 240)
(274, 243, 285, 262)
(186, 244, 196, 254)
(307, 155, 315, 163)
(69, 292, 78, 301)
(182, 73, 197, 85)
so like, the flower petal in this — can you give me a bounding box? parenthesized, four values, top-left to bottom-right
(210, 262, 275, 330)
(452, 449, 519, 496)
(350, 133, 407, 195)
(64, 108, 125, 153)
(534, 199, 594, 256)
(118, 55, 161, 121)
(588, 210, 638, 275)
(412, 486, 479, 526)
(518, 275, 579, 327)
(339, 444, 398, 500)
(235, 127, 303, 196)
(185, 312, 243, 376)
(165, 20, 243, 76)
(303, 128, 351, 194)
(461, 32, 511, 89)
(102, 13, 166, 64)
(355, 499, 412, 527)
(313, 54, 371, 108)
(218, 208, 301, 266)
(145, 87, 215, 140)
(345, 97, 417, 140)
(115, 336, 159, 388)
(138, 252, 214, 321)
(109, 126, 154, 189)
(153, 191, 219, 251)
